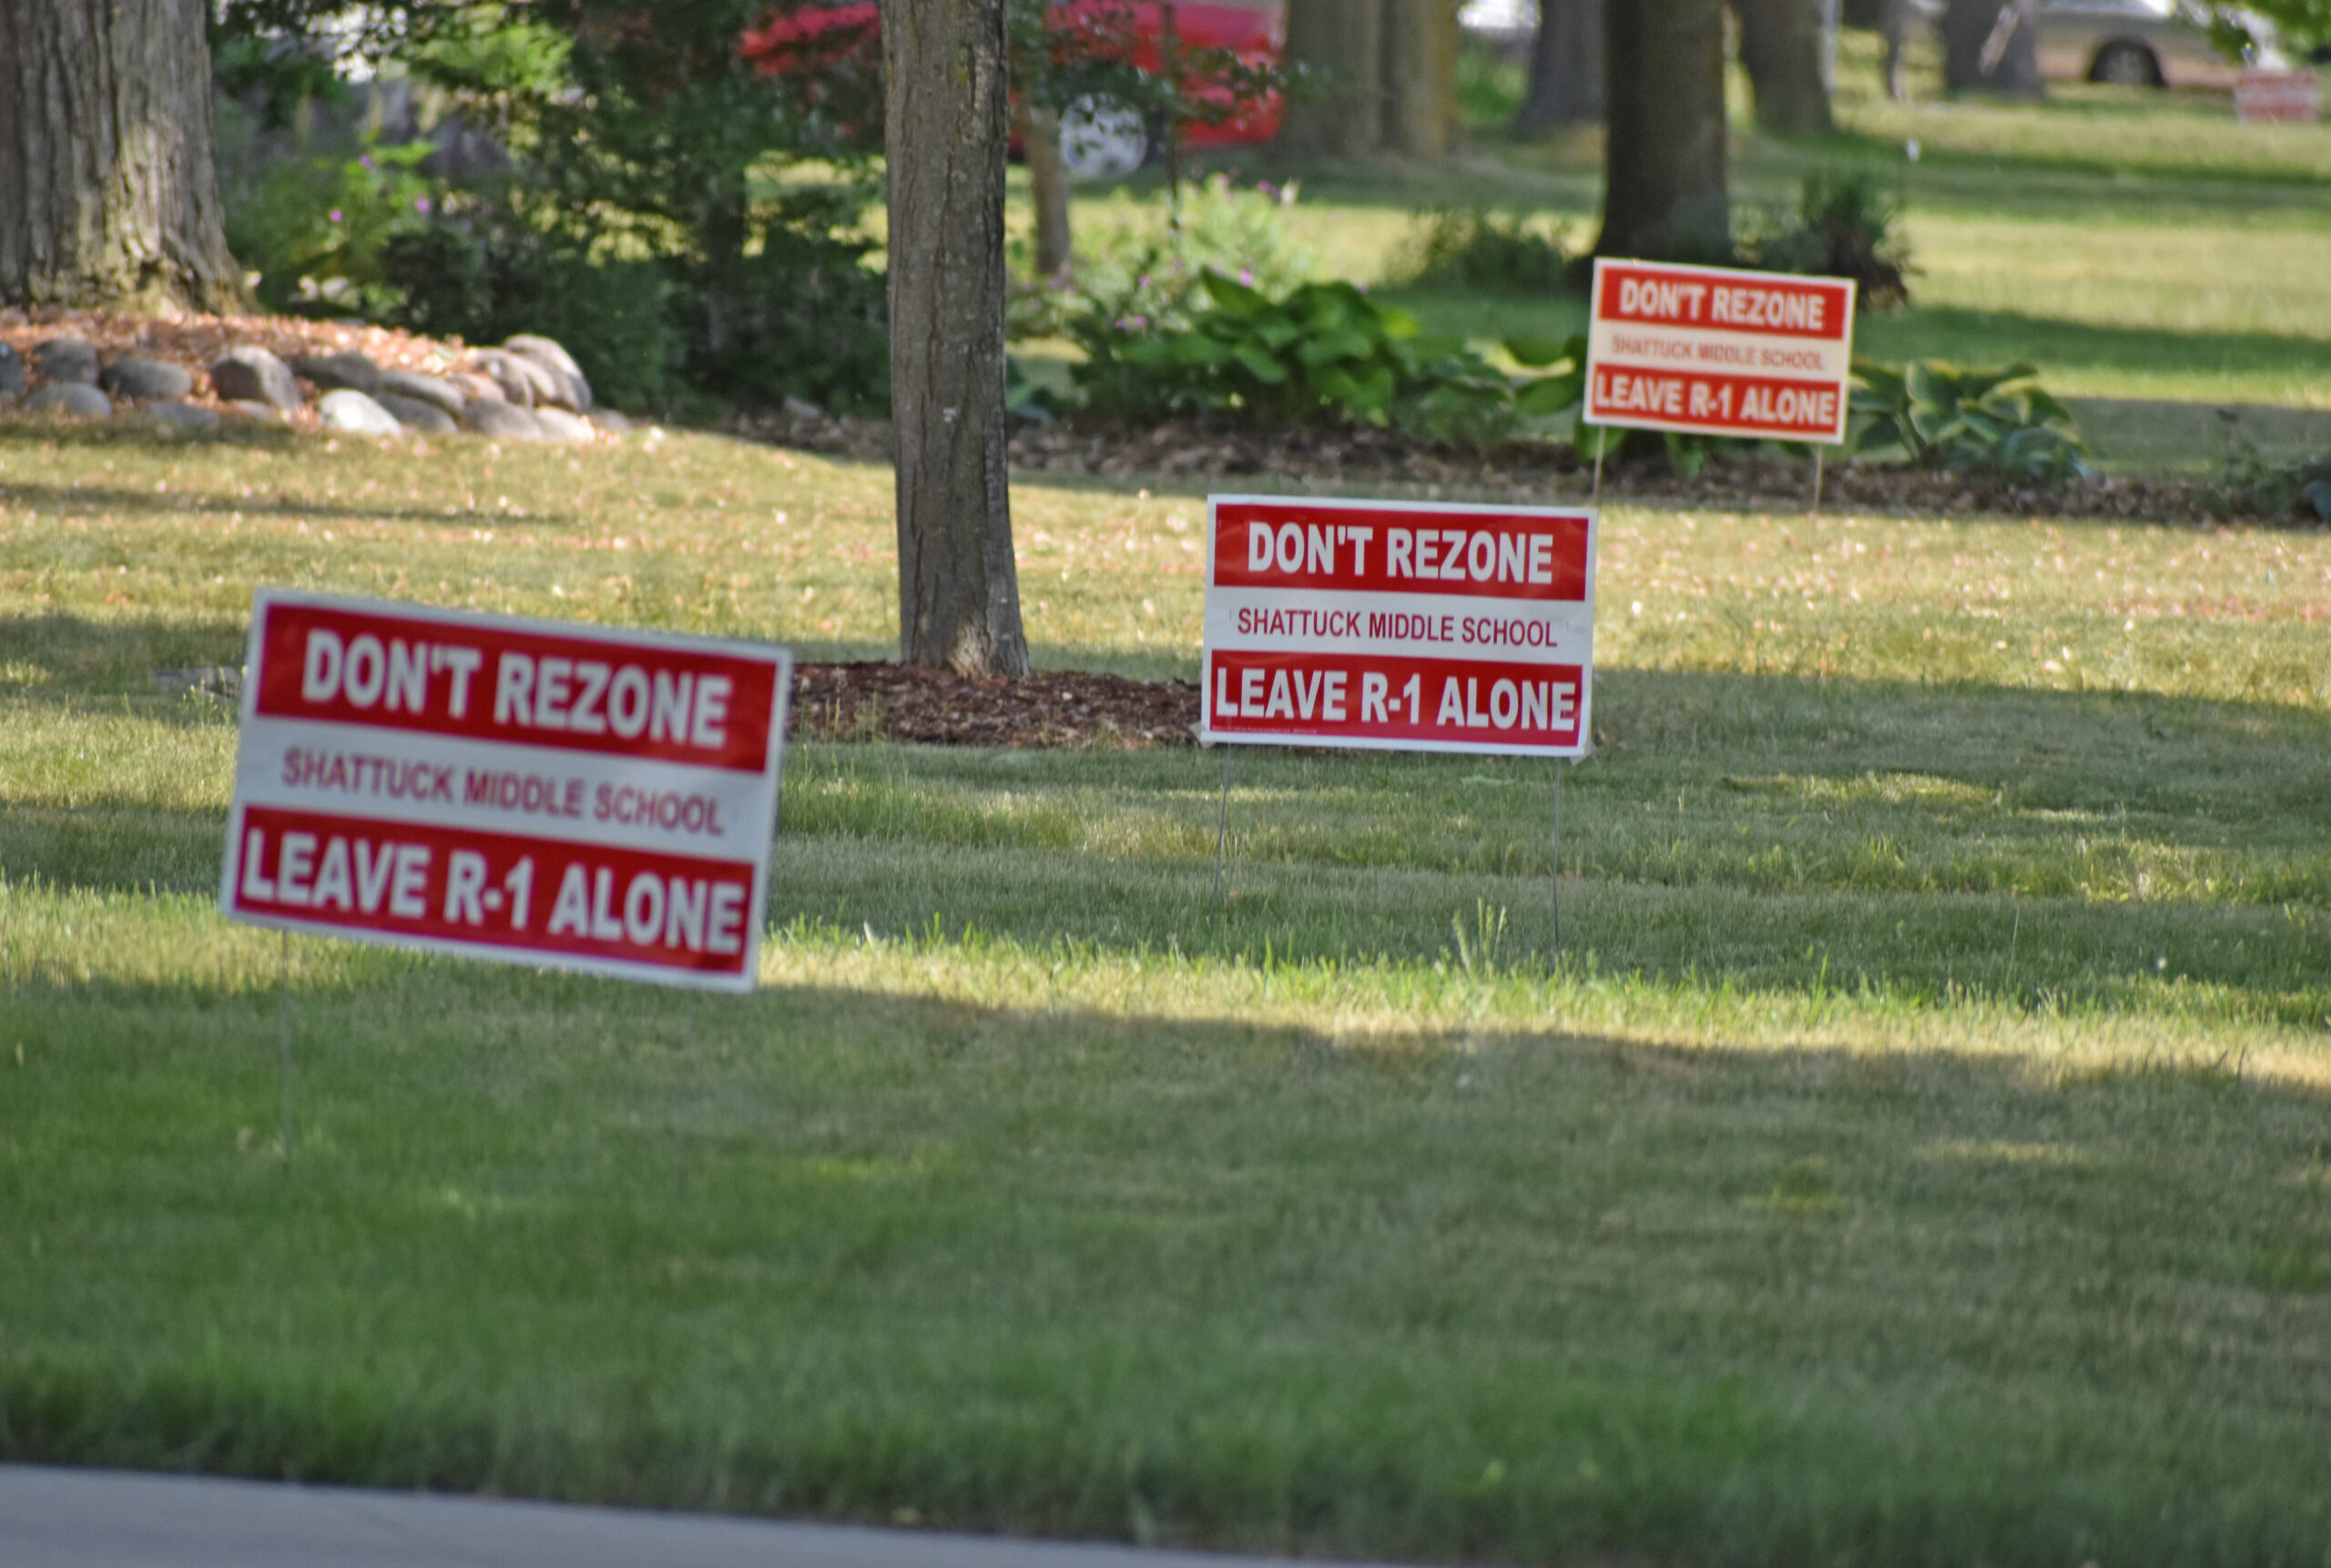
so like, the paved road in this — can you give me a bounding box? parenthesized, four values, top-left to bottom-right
(2, 1464, 1397, 1568)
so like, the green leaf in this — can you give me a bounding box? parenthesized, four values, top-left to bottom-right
(1200, 270, 1268, 316)
(1233, 341, 1290, 384)
(1515, 372, 1584, 418)
(1504, 334, 1575, 370)
(1297, 326, 1376, 369)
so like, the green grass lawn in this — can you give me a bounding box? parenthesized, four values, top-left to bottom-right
(5, 418, 2331, 1563)
(1022, 31, 2331, 473)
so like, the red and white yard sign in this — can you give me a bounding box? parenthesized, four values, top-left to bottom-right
(1584, 258, 1856, 444)
(1201, 495, 1596, 758)
(220, 591, 791, 992)
(2237, 68, 2320, 123)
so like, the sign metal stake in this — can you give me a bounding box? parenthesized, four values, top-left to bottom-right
(1811, 448, 1827, 518)
(1550, 760, 1564, 963)
(1590, 428, 1605, 504)
(1213, 744, 1234, 921)
(278, 929, 295, 1158)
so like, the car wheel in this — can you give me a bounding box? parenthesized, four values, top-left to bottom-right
(1058, 96, 1150, 182)
(2090, 42, 2162, 87)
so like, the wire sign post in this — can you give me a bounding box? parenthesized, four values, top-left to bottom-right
(1199, 495, 1598, 952)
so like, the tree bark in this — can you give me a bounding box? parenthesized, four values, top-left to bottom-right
(0, 0, 244, 312)
(1021, 104, 1073, 278)
(1594, 0, 1729, 260)
(1735, 0, 1836, 134)
(1277, 0, 1384, 157)
(1379, 0, 1459, 156)
(1516, 0, 1604, 134)
(885, 0, 1030, 677)
(1942, 0, 2041, 95)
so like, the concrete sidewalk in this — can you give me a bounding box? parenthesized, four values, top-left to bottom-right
(1, 1464, 1392, 1568)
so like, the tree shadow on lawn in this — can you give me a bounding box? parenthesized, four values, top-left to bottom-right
(1855, 308, 2331, 390)
(0, 480, 582, 532)
(6, 963, 2331, 1567)
(8, 650, 2324, 1024)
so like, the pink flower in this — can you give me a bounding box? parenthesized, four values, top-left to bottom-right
(328, 209, 343, 224)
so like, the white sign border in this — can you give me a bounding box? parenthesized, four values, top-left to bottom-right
(1198, 493, 1598, 759)
(219, 588, 794, 994)
(1583, 255, 1858, 446)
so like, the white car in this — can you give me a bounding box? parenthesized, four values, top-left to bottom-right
(2034, 0, 2286, 88)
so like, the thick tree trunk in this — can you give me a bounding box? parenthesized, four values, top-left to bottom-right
(1594, 0, 1729, 260)
(1736, 0, 1836, 133)
(1942, 0, 2041, 95)
(885, 0, 1031, 677)
(1022, 105, 1073, 278)
(0, 0, 243, 312)
(1516, 0, 1604, 134)
(1379, 0, 1459, 156)
(1277, 0, 1384, 157)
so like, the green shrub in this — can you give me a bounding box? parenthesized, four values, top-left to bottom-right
(1738, 170, 1912, 311)
(1010, 173, 1316, 341)
(1070, 270, 1581, 446)
(1849, 360, 2092, 482)
(223, 136, 439, 318)
(1401, 209, 1573, 293)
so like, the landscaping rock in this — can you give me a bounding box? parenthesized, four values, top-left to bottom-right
(469, 351, 536, 407)
(587, 410, 633, 436)
(210, 347, 301, 409)
(316, 389, 404, 436)
(375, 371, 465, 417)
(504, 335, 592, 412)
(225, 400, 291, 423)
(443, 371, 504, 404)
(33, 336, 99, 385)
(100, 355, 195, 402)
(374, 392, 458, 434)
(463, 398, 545, 441)
(503, 334, 583, 379)
(291, 351, 382, 395)
(0, 344, 25, 402)
(26, 382, 111, 418)
(141, 400, 221, 433)
(532, 407, 594, 443)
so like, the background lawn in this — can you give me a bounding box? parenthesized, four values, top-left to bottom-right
(5, 411, 2330, 1563)
(1013, 30, 2331, 474)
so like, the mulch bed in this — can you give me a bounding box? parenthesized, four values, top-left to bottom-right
(790, 662, 1198, 749)
(737, 406, 2315, 528)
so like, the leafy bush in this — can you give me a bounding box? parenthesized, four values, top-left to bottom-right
(1738, 170, 1912, 311)
(1401, 209, 1573, 293)
(1010, 174, 1315, 341)
(1849, 360, 2092, 481)
(223, 136, 439, 318)
(1070, 270, 1581, 445)
(378, 188, 885, 415)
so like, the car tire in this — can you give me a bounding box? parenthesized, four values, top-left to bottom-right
(2090, 42, 2162, 87)
(1058, 96, 1150, 182)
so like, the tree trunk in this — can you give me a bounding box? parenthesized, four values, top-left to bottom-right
(1942, 0, 2041, 95)
(885, 0, 1030, 677)
(1516, 0, 1604, 134)
(1736, 0, 1836, 134)
(1379, 0, 1459, 156)
(1022, 105, 1073, 278)
(1594, 0, 1729, 260)
(1277, 0, 1384, 157)
(0, 0, 243, 312)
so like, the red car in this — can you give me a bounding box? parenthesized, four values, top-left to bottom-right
(739, 0, 1287, 179)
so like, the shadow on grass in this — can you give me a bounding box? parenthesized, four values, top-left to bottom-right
(0, 481, 580, 531)
(4, 960, 2330, 1568)
(8, 649, 2326, 1023)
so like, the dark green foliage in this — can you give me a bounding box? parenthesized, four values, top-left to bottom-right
(1850, 360, 2092, 482)
(1739, 170, 1913, 311)
(223, 137, 437, 319)
(1072, 271, 1581, 446)
(1404, 210, 1573, 293)
(381, 225, 683, 413)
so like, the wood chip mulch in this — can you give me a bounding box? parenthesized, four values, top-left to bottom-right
(736, 407, 2318, 529)
(790, 662, 1198, 749)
